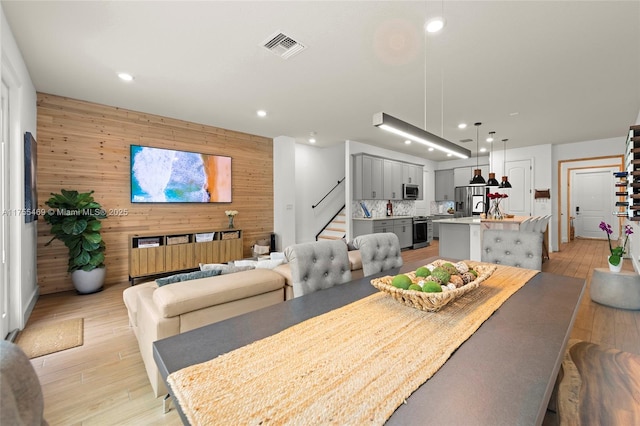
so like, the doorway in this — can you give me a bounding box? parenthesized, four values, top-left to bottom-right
(571, 167, 618, 239)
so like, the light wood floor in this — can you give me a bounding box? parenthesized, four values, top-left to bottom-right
(20, 238, 639, 425)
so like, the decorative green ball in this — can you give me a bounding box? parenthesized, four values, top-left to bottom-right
(422, 281, 443, 293)
(408, 284, 422, 292)
(391, 274, 412, 290)
(415, 266, 431, 278)
(431, 267, 451, 285)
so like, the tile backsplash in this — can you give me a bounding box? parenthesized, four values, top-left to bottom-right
(352, 200, 415, 218)
(430, 201, 455, 214)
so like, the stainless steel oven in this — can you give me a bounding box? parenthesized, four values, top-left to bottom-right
(412, 216, 432, 249)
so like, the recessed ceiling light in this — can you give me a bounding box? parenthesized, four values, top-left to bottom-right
(457, 123, 467, 129)
(117, 72, 134, 82)
(428, 147, 435, 152)
(309, 138, 316, 144)
(480, 147, 487, 153)
(509, 112, 519, 116)
(257, 110, 267, 117)
(404, 140, 411, 145)
(446, 153, 452, 157)
(425, 17, 445, 33)
(486, 131, 495, 143)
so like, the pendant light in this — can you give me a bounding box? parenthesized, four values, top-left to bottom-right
(470, 122, 486, 185)
(486, 131, 499, 186)
(500, 138, 512, 188)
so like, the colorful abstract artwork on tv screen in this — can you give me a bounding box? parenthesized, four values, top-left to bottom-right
(130, 145, 232, 203)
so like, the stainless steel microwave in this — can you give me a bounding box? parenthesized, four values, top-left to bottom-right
(403, 184, 419, 200)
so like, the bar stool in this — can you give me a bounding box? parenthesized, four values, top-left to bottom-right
(533, 215, 551, 260)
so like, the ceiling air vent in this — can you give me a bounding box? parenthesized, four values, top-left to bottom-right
(261, 32, 307, 59)
(459, 138, 474, 143)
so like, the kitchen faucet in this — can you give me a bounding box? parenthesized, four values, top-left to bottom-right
(475, 200, 485, 210)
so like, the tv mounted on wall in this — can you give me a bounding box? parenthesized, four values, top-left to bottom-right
(130, 145, 232, 203)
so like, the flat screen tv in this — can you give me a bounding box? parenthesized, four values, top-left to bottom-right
(130, 145, 232, 203)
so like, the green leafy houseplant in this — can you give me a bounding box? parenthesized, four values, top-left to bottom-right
(43, 189, 107, 272)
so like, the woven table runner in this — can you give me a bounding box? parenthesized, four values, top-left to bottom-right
(168, 263, 538, 425)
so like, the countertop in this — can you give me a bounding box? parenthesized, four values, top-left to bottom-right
(352, 216, 414, 221)
(481, 215, 531, 223)
(432, 217, 482, 225)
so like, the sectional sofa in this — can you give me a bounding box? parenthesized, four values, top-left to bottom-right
(123, 245, 364, 397)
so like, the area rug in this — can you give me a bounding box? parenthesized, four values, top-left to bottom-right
(168, 263, 538, 425)
(15, 318, 84, 359)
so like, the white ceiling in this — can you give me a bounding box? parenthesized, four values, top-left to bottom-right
(3, 1, 639, 161)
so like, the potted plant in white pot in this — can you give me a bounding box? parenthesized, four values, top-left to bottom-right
(43, 189, 107, 294)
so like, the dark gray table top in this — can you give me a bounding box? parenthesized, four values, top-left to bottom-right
(153, 258, 585, 425)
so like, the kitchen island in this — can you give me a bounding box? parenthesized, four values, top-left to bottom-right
(434, 216, 535, 261)
(432, 217, 483, 261)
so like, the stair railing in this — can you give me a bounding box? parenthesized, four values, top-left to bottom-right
(315, 205, 346, 241)
(312, 177, 345, 209)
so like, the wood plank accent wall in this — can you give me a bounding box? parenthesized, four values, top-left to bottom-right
(36, 93, 274, 294)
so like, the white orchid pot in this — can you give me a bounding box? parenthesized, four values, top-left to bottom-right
(71, 267, 106, 295)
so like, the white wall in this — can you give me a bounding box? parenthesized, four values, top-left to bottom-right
(273, 136, 296, 251)
(1, 6, 38, 330)
(295, 143, 345, 243)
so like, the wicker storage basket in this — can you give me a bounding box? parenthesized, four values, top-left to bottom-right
(370, 261, 497, 312)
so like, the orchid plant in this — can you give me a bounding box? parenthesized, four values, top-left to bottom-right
(600, 221, 633, 266)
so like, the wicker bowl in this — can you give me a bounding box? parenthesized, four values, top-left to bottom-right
(370, 261, 497, 312)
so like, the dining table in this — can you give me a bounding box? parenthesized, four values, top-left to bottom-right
(153, 257, 585, 425)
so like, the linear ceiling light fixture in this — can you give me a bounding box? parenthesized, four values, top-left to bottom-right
(373, 112, 470, 159)
(470, 122, 486, 185)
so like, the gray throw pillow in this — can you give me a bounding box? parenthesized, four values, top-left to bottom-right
(199, 263, 255, 275)
(156, 269, 222, 287)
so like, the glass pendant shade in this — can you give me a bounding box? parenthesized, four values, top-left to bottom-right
(487, 172, 500, 186)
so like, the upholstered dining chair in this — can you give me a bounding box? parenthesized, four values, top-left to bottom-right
(285, 239, 352, 297)
(519, 216, 536, 232)
(481, 229, 543, 271)
(351, 232, 403, 277)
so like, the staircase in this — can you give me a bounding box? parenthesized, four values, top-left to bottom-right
(317, 208, 347, 241)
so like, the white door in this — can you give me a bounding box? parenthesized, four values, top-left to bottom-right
(0, 81, 9, 339)
(501, 159, 532, 217)
(572, 168, 617, 239)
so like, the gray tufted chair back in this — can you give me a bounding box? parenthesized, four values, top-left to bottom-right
(351, 233, 403, 276)
(285, 240, 352, 297)
(0, 341, 48, 425)
(481, 230, 543, 270)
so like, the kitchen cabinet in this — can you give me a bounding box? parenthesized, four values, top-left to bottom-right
(435, 169, 454, 201)
(402, 163, 423, 200)
(353, 154, 384, 200)
(383, 159, 403, 200)
(353, 154, 423, 201)
(393, 218, 413, 249)
(352, 217, 413, 249)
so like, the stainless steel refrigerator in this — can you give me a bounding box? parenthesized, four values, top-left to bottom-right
(455, 186, 487, 217)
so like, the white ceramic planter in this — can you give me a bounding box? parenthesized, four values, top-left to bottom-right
(71, 267, 106, 295)
(608, 256, 623, 273)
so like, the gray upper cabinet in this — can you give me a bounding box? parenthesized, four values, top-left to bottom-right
(435, 169, 454, 200)
(353, 154, 383, 200)
(383, 159, 403, 200)
(354, 153, 423, 201)
(454, 166, 472, 187)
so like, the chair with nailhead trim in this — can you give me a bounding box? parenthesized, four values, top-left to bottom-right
(284, 240, 352, 297)
(481, 229, 543, 271)
(351, 232, 404, 277)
